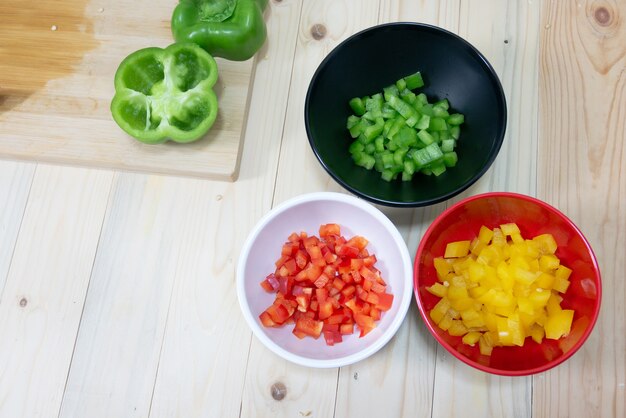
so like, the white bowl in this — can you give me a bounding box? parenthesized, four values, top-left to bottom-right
(236, 192, 413, 368)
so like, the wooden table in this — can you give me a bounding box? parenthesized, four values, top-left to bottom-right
(0, 1, 624, 417)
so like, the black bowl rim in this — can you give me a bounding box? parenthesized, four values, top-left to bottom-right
(304, 22, 508, 208)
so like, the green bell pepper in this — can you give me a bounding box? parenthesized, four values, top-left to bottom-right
(110, 43, 219, 144)
(171, 0, 268, 61)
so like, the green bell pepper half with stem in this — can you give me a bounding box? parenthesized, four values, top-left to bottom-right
(110, 43, 219, 144)
(171, 0, 268, 61)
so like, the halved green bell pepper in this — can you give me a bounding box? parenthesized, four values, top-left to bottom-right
(171, 0, 268, 61)
(111, 43, 219, 144)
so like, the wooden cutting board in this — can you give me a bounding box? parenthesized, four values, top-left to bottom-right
(0, 0, 257, 181)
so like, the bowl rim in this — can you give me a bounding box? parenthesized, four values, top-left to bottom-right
(236, 191, 414, 368)
(413, 191, 602, 376)
(304, 21, 508, 208)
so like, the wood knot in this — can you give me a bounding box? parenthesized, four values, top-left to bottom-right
(593, 6, 612, 26)
(19, 298, 27, 307)
(270, 382, 287, 400)
(310, 24, 327, 40)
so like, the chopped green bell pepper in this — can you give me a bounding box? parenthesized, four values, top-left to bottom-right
(345, 71, 465, 180)
(111, 43, 219, 144)
(171, 0, 268, 61)
(403, 71, 424, 90)
(349, 97, 366, 116)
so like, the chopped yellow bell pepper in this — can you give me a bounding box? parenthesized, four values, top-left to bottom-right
(434, 257, 453, 279)
(427, 223, 576, 355)
(533, 233, 558, 254)
(478, 225, 494, 244)
(500, 223, 520, 236)
(444, 240, 471, 258)
(544, 309, 574, 339)
(529, 324, 545, 344)
(448, 320, 468, 336)
(426, 282, 448, 298)
(462, 331, 482, 346)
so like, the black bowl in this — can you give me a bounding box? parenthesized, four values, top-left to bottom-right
(305, 23, 507, 207)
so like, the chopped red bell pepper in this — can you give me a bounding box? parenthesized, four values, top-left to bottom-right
(257, 224, 394, 346)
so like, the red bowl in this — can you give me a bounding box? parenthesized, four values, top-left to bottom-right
(414, 192, 601, 376)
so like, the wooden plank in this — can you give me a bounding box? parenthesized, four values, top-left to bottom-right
(457, 0, 540, 196)
(239, 1, 381, 417)
(430, 1, 540, 416)
(141, 180, 252, 418)
(379, 0, 460, 31)
(0, 162, 35, 293)
(534, 1, 626, 417)
(0, 0, 256, 181)
(0, 165, 112, 418)
(432, 349, 532, 418)
(146, 1, 305, 416)
(58, 174, 207, 418)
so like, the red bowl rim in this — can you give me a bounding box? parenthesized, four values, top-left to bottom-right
(413, 191, 602, 376)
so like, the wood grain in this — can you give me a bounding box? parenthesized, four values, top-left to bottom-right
(144, 179, 252, 418)
(456, 0, 540, 196)
(0, 0, 97, 95)
(147, 1, 305, 416)
(534, 1, 626, 417)
(0, 165, 112, 418)
(0, 0, 256, 181)
(0, 162, 34, 294)
(379, 0, 460, 30)
(58, 174, 209, 418)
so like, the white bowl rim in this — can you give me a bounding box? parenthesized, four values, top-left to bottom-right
(236, 192, 413, 368)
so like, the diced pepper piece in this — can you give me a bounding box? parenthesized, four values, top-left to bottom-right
(354, 313, 375, 337)
(375, 292, 394, 311)
(530, 324, 545, 344)
(544, 309, 574, 339)
(429, 297, 451, 324)
(340, 323, 354, 335)
(462, 331, 481, 346)
(444, 241, 471, 258)
(294, 317, 323, 339)
(448, 320, 468, 337)
(429, 117, 447, 131)
(533, 233, 558, 254)
(478, 333, 495, 356)
(426, 282, 448, 298)
(259, 311, 277, 327)
(500, 223, 520, 236)
(443, 152, 458, 168)
(447, 113, 465, 125)
(553, 277, 571, 294)
(403, 71, 424, 89)
(319, 223, 340, 237)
